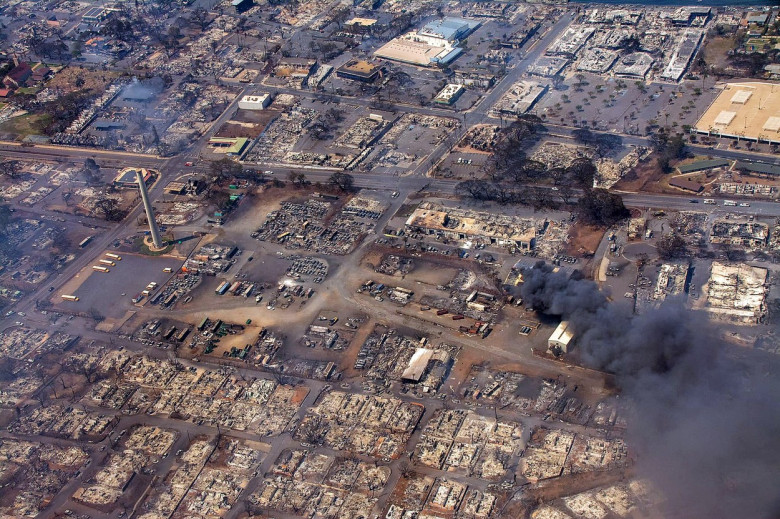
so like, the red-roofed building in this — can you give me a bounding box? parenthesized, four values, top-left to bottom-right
(3, 62, 32, 89)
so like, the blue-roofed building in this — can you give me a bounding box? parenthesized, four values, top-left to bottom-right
(433, 47, 463, 65)
(419, 17, 479, 42)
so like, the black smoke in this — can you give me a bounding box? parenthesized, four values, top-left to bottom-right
(519, 261, 780, 519)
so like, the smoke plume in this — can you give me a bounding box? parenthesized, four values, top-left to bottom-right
(519, 261, 780, 519)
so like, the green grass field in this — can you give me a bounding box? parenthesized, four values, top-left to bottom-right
(0, 113, 51, 138)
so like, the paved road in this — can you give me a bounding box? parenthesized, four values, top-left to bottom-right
(0, 141, 165, 168)
(622, 192, 780, 216)
(2, 8, 779, 322)
(408, 13, 578, 177)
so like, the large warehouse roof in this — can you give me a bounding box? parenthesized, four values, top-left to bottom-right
(375, 38, 454, 66)
(695, 82, 780, 144)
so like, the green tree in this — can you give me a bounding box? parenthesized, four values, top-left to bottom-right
(577, 189, 630, 227)
(209, 158, 243, 179)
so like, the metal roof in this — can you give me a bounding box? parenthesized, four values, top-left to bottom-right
(735, 161, 780, 176)
(677, 159, 730, 173)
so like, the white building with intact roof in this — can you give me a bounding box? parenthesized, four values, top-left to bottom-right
(548, 321, 574, 354)
(374, 17, 479, 67)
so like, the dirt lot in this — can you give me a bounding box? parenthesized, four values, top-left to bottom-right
(566, 222, 605, 257)
(213, 107, 281, 139)
(612, 159, 664, 193)
(700, 34, 739, 70)
(46, 66, 120, 95)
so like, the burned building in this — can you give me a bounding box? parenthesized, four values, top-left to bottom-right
(336, 60, 382, 83)
(405, 202, 537, 250)
(113, 167, 154, 188)
(711, 219, 769, 248)
(706, 262, 768, 322)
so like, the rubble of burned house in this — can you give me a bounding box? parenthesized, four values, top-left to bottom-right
(458, 124, 501, 152)
(593, 148, 642, 189)
(460, 367, 600, 425)
(63, 82, 124, 136)
(294, 390, 424, 459)
(0, 326, 50, 359)
(8, 402, 116, 440)
(705, 261, 768, 323)
(0, 364, 45, 407)
(361, 114, 458, 173)
(244, 104, 317, 164)
(374, 254, 414, 276)
(385, 472, 498, 518)
(575, 47, 619, 73)
(509, 424, 628, 484)
(74, 426, 176, 508)
(336, 115, 390, 150)
(520, 427, 576, 482)
(156, 201, 202, 226)
(183, 243, 239, 276)
(252, 195, 384, 255)
(83, 351, 308, 435)
(178, 462, 251, 517)
(0, 439, 90, 517)
(415, 409, 523, 479)
(535, 480, 651, 519)
(653, 263, 690, 302)
(354, 326, 458, 392)
(532, 142, 594, 169)
(135, 438, 215, 518)
(710, 218, 769, 248)
(670, 211, 708, 246)
(249, 449, 389, 518)
(405, 202, 538, 251)
(249, 328, 286, 365)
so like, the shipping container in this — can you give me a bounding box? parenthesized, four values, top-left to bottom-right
(197, 317, 209, 330)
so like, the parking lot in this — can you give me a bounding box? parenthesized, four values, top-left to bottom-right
(57, 252, 183, 320)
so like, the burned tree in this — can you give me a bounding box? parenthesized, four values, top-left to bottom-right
(328, 172, 355, 192)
